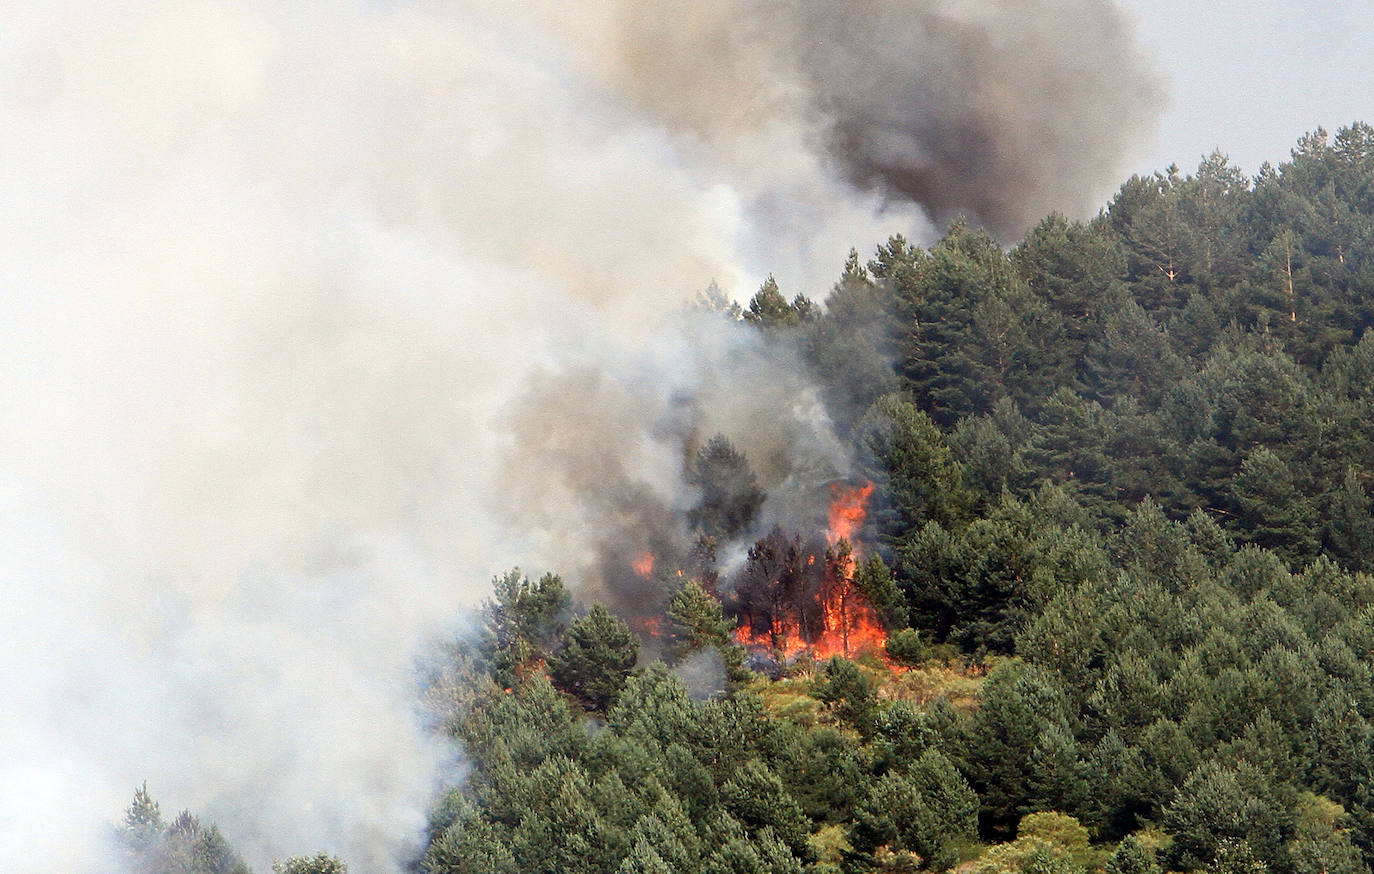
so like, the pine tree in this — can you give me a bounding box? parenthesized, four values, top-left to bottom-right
(686, 436, 765, 541)
(481, 569, 570, 687)
(743, 276, 814, 331)
(549, 605, 640, 712)
(1113, 167, 1199, 310)
(1078, 297, 1190, 409)
(1160, 761, 1293, 872)
(623, 807, 701, 874)
(1106, 835, 1159, 874)
(1179, 152, 1249, 289)
(719, 760, 812, 863)
(855, 394, 969, 545)
(1230, 447, 1319, 565)
(273, 854, 347, 874)
(963, 662, 1076, 835)
(852, 754, 977, 871)
(425, 819, 519, 874)
(123, 782, 165, 849)
(663, 580, 746, 686)
(809, 247, 902, 432)
(853, 554, 908, 630)
(1013, 213, 1127, 369)
(1326, 467, 1374, 571)
(896, 221, 1056, 423)
(811, 657, 877, 736)
(617, 839, 674, 874)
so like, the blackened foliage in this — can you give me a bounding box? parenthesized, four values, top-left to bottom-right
(727, 527, 829, 651)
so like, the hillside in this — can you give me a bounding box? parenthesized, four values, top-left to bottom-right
(117, 124, 1374, 874)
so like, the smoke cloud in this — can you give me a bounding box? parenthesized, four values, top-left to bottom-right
(585, 0, 1165, 240)
(495, 312, 851, 619)
(0, 1, 1159, 872)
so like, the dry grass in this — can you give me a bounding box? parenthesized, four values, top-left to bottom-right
(749, 675, 824, 726)
(882, 659, 988, 711)
(748, 655, 989, 725)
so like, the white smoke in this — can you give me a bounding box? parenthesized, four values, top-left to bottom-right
(0, 1, 1156, 871)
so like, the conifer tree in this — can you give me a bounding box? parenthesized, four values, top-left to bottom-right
(124, 782, 164, 848)
(663, 580, 747, 686)
(1106, 835, 1159, 874)
(1230, 447, 1320, 564)
(853, 554, 908, 630)
(855, 394, 969, 545)
(549, 605, 640, 712)
(481, 569, 569, 687)
(273, 854, 347, 874)
(687, 436, 766, 541)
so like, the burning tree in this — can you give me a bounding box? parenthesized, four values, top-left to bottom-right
(730, 527, 830, 655)
(728, 482, 891, 660)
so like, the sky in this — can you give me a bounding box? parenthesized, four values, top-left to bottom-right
(1117, 0, 1374, 179)
(1, 2, 1372, 873)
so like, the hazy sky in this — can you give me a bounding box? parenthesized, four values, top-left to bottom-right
(1117, 0, 1374, 178)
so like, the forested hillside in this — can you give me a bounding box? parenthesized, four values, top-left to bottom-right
(119, 125, 1374, 874)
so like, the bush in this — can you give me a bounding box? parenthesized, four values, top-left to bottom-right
(886, 628, 929, 666)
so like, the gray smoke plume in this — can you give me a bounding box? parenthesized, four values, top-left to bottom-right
(583, 0, 1165, 240)
(0, 1, 1160, 872)
(494, 311, 851, 618)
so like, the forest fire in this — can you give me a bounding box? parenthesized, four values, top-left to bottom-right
(731, 481, 888, 660)
(632, 551, 655, 577)
(828, 480, 875, 544)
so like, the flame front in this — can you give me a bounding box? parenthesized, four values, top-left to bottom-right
(828, 480, 875, 545)
(733, 481, 888, 660)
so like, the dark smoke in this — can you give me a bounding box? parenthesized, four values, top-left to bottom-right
(598, 0, 1165, 240)
(492, 311, 852, 616)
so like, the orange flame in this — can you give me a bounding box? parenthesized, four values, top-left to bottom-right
(733, 579, 887, 660)
(632, 551, 655, 577)
(828, 481, 875, 545)
(734, 480, 888, 660)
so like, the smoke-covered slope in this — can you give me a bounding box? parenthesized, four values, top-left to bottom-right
(0, 2, 1163, 871)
